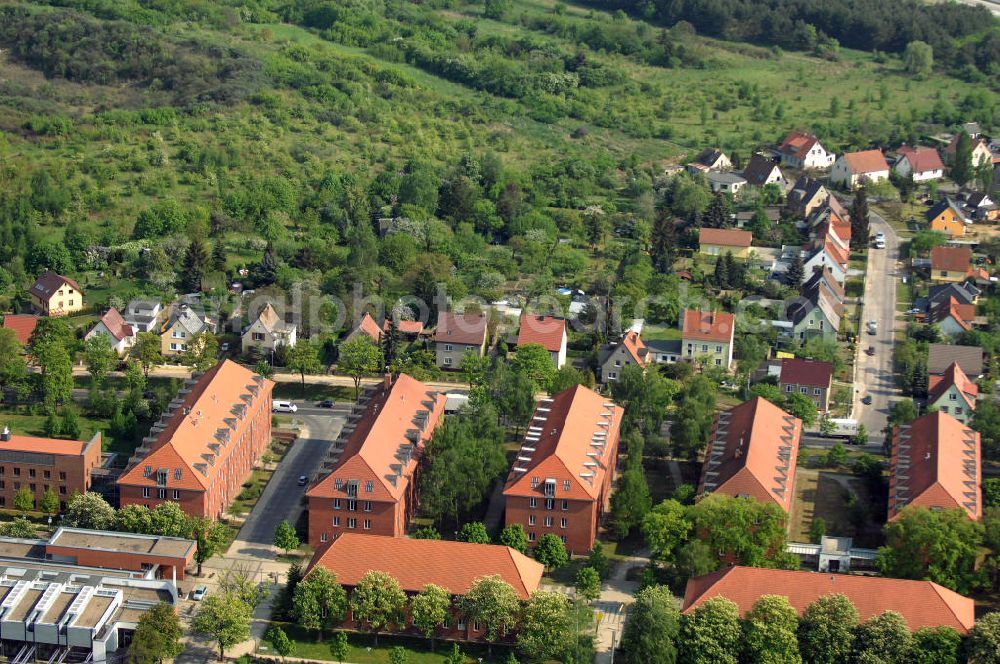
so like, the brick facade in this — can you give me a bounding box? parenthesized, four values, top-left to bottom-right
(0, 432, 102, 511)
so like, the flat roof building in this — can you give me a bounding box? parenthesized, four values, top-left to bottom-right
(46, 527, 195, 581)
(306, 374, 446, 547)
(0, 429, 103, 512)
(503, 385, 623, 554)
(118, 360, 274, 519)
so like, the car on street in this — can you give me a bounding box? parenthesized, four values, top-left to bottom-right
(191, 585, 207, 601)
(861, 395, 873, 405)
(298, 475, 308, 487)
(865, 346, 875, 356)
(873, 232, 886, 249)
(317, 400, 335, 408)
(867, 320, 878, 335)
(272, 400, 298, 413)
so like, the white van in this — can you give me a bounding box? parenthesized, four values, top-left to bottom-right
(272, 400, 298, 413)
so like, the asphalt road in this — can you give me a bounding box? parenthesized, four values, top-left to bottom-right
(854, 211, 901, 442)
(227, 406, 348, 554)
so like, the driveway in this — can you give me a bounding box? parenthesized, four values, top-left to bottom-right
(854, 211, 901, 442)
(227, 406, 348, 557)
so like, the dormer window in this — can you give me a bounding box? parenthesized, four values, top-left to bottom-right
(156, 470, 168, 487)
(174, 468, 182, 480)
(544, 479, 556, 497)
(143, 466, 152, 477)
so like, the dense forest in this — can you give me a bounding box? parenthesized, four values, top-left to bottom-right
(592, 0, 1000, 79)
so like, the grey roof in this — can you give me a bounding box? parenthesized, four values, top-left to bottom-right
(695, 148, 728, 167)
(928, 282, 980, 308)
(741, 154, 782, 186)
(645, 339, 682, 354)
(927, 343, 984, 377)
(707, 171, 747, 185)
(126, 298, 160, 314)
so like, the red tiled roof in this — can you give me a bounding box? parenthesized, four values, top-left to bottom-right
(308, 374, 446, 501)
(930, 297, 973, 332)
(30, 271, 83, 300)
(890, 411, 981, 521)
(516, 314, 566, 353)
(682, 310, 735, 344)
(0, 433, 96, 457)
(779, 358, 833, 388)
(699, 228, 752, 248)
(2, 315, 39, 346)
(931, 246, 972, 273)
(351, 313, 383, 342)
(383, 318, 424, 335)
(118, 360, 273, 491)
(434, 311, 488, 345)
(308, 534, 543, 600)
(842, 149, 889, 175)
(504, 385, 623, 501)
(928, 362, 978, 410)
(682, 566, 976, 633)
(898, 146, 944, 174)
(621, 330, 648, 367)
(698, 397, 801, 513)
(95, 307, 134, 342)
(779, 131, 820, 160)
(824, 237, 849, 268)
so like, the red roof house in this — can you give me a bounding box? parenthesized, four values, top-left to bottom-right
(928, 362, 978, 422)
(698, 397, 801, 514)
(681, 309, 736, 367)
(683, 566, 976, 633)
(516, 313, 568, 369)
(503, 384, 624, 553)
(889, 411, 981, 521)
(2, 314, 39, 346)
(895, 146, 945, 181)
(345, 312, 384, 344)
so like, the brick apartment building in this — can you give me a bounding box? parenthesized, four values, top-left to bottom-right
(889, 411, 982, 521)
(118, 360, 273, 519)
(308, 534, 542, 643)
(307, 374, 446, 547)
(503, 384, 623, 554)
(698, 397, 802, 515)
(0, 429, 102, 511)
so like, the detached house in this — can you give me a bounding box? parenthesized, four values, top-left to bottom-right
(434, 311, 488, 369)
(928, 362, 978, 424)
(503, 385, 623, 553)
(706, 172, 747, 196)
(344, 312, 384, 345)
(516, 313, 567, 369)
(122, 299, 162, 333)
(598, 330, 648, 382)
(788, 268, 844, 342)
(787, 177, 829, 217)
(894, 146, 945, 182)
(830, 150, 890, 189)
(945, 133, 994, 168)
(687, 148, 732, 174)
(698, 228, 753, 258)
(2, 314, 38, 346)
(801, 238, 848, 286)
(741, 154, 785, 189)
(681, 309, 735, 368)
(930, 296, 975, 338)
(928, 343, 984, 378)
(698, 397, 801, 514)
(85, 307, 135, 356)
(777, 131, 836, 170)
(926, 199, 971, 237)
(160, 303, 215, 356)
(242, 302, 297, 354)
(30, 271, 84, 317)
(930, 246, 974, 283)
(779, 358, 834, 412)
(889, 411, 981, 521)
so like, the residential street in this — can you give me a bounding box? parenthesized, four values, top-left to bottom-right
(854, 210, 901, 442)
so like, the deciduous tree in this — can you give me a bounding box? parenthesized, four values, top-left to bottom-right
(609, 467, 652, 539)
(273, 520, 300, 554)
(351, 570, 407, 646)
(84, 334, 118, 385)
(967, 612, 1000, 664)
(13, 486, 34, 513)
(132, 332, 163, 377)
(621, 585, 679, 664)
(743, 595, 800, 664)
(574, 566, 601, 602)
(129, 602, 183, 664)
(799, 594, 859, 664)
(911, 625, 961, 664)
(64, 492, 116, 529)
(336, 336, 381, 400)
(510, 343, 555, 392)
(499, 523, 528, 553)
(678, 597, 742, 664)
(686, 494, 797, 569)
(190, 518, 229, 576)
(518, 591, 572, 662)
(852, 611, 912, 664)
(39, 487, 59, 515)
(292, 567, 348, 640)
(460, 575, 520, 652)
(191, 593, 252, 660)
(410, 584, 451, 651)
(286, 341, 323, 398)
(182, 331, 219, 373)
(534, 533, 568, 570)
(642, 498, 691, 563)
(265, 625, 294, 661)
(457, 521, 491, 544)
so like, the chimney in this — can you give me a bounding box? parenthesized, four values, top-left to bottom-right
(0, 426, 9, 442)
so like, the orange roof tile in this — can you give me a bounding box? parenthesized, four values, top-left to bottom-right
(620, 330, 648, 367)
(928, 362, 978, 409)
(890, 411, 981, 520)
(516, 314, 566, 353)
(842, 149, 889, 174)
(433, 311, 487, 345)
(2, 315, 39, 346)
(0, 433, 96, 457)
(930, 297, 973, 332)
(779, 358, 833, 388)
(350, 313, 383, 343)
(383, 318, 424, 335)
(779, 131, 821, 160)
(308, 534, 543, 599)
(504, 385, 623, 501)
(698, 398, 801, 513)
(118, 360, 273, 491)
(931, 246, 972, 273)
(682, 310, 735, 344)
(683, 566, 976, 633)
(308, 374, 446, 501)
(699, 228, 752, 248)
(94, 307, 134, 341)
(898, 146, 944, 174)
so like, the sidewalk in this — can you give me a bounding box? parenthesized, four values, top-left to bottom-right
(592, 547, 650, 664)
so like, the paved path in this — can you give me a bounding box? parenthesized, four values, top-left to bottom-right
(593, 548, 650, 664)
(854, 210, 901, 443)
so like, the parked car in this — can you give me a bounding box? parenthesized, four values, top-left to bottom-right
(272, 400, 298, 413)
(861, 395, 873, 405)
(297, 475, 308, 487)
(317, 400, 335, 408)
(191, 585, 208, 601)
(220, 342, 230, 352)
(867, 320, 878, 335)
(865, 346, 875, 356)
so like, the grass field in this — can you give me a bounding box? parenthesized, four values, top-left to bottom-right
(789, 468, 878, 546)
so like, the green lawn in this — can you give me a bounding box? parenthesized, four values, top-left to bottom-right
(271, 382, 353, 403)
(0, 408, 138, 456)
(268, 624, 511, 664)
